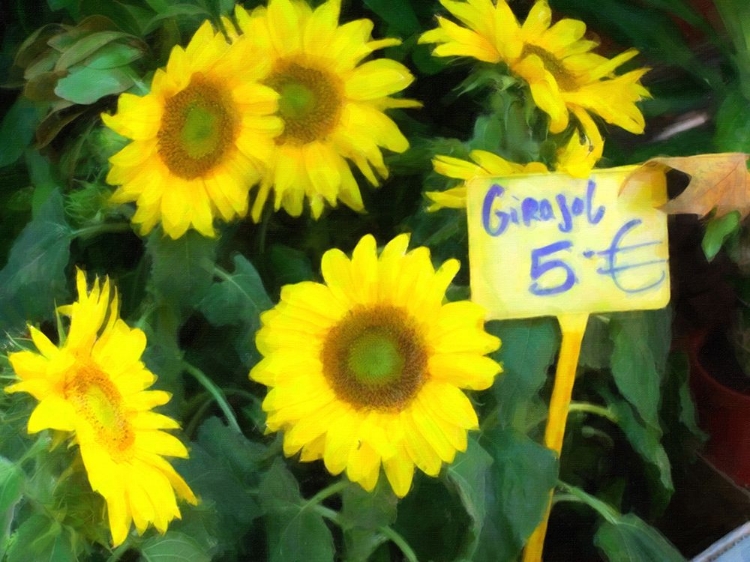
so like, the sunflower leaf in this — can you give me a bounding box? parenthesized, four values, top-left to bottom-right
(147, 229, 218, 314)
(139, 532, 211, 562)
(594, 513, 685, 562)
(259, 460, 335, 562)
(0, 96, 46, 168)
(447, 438, 494, 560)
(0, 188, 71, 336)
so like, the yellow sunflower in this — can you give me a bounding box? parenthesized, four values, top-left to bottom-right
(102, 21, 282, 239)
(419, 0, 649, 138)
(5, 269, 197, 546)
(230, 0, 419, 221)
(425, 133, 598, 211)
(250, 234, 501, 496)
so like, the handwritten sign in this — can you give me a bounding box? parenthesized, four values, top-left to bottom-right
(467, 166, 670, 320)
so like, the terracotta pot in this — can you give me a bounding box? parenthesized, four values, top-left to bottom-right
(688, 332, 750, 487)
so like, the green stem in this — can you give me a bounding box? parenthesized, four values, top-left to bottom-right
(568, 402, 618, 423)
(302, 480, 349, 511)
(379, 525, 419, 562)
(71, 222, 131, 240)
(182, 362, 242, 434)
(555, 481, 619, 524)
(106, 540, 132, 562)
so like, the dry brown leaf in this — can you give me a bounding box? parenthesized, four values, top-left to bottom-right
(621, 153, 750, 219)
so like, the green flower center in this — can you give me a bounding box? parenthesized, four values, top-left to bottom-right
(66, 362, 134, 457)
(322, 306, 426, 411)
(522, 45, 578, 91)
(266, 60, 343, 146)
(158, 73, 238, 179)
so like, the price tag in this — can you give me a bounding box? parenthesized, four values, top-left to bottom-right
(467, 166, 670, 320)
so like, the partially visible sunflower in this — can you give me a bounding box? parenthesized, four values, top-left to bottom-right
(251, 234, 501, 496)
(5, 269, 197, 546)
(103, 21, 282, 239)
(230, 0, 419, 221)
(425, 131, 599, 211)
(420, 0, 649, 144)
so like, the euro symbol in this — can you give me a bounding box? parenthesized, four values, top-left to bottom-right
(596, 219, 667, 294)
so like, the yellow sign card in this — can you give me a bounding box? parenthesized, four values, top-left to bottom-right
(467, 166, 670, 320)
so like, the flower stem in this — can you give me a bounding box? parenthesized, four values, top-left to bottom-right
(182, 361, 242, 434)
(568, 401, 618, 423)
(555, 481, 619, 524)
(71, 222, 131, 240)
(302, 480, 349, 511)
(379, 525, 419, 562)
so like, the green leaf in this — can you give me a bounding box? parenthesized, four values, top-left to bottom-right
(0, 457, 24, 513)
(54, 66, 134, 104)
(147, 230, 218, 313)
(0, 97, 46, 168)
(488, 317, 559, 429)
(143, 5, 212, 34)
(198, 254, 271, 327)
(0, 457, 24, 558)
(363, 0, 420, 36)
(579, 315, 613, 369)
(6, 514, 76, 562)
(594, 513, 685, 562)
(259, 460, 335, 562)
(602, 391, 674, 510)
(702, 211, 741, 261)
(609, 310, 671, 430)
(82, 40, 146, 69)
(340, 481, 397, 562)
(487, 428, 558, 548)
(54, 30, 130, 71)
(447, 438, 494, 559)
(175, 418, 263, 554)
(0, 189, 71, 334)
(140, 532, 210, 562)
(715, 88, 750, 153)
(268, 244, 314, 286)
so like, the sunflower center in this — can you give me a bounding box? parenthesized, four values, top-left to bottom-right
(158, 73, 238, 179)
(322, 306, 426, 411)
(65, 362, 134, 457)
(266, 60, 343, 145)
(522, 45, 578, 91)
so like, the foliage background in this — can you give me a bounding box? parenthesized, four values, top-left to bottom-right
(0, 0, 744, 560)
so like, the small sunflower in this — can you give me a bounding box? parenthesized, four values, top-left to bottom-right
(6, 269, 197, 546)
(420, 0, 649, 138)
(425, 136, 597, 211)
(102, 21, 282, 239)
(230, 0, 419, 221)
(251, 234, 501, 496)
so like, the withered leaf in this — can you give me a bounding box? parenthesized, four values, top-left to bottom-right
(621, 153, 750, 219)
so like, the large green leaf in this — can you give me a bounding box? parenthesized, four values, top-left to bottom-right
(594, 513, 686, 562)
(0, 457, 24, 559)
(447, 438, 494, 560)
(140, 532, 211, 562)
(54, 66, 134, 104)
(5, 514, 76, 562)
(0, 189, 71, 335)
(147, 230, 218, 314)
(0, 97, 46, 168)
(488, 317, 559, 429)
(259, 460, 335, 562)
(609, 310, 671, 431)
(363, 0, 420, 36)
(340, 481, 398, 562)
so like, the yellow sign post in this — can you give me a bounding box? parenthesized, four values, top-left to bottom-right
(466, 166, 670, 561)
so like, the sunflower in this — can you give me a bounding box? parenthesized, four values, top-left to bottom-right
(102, 21, 283, 239)
(250, 234, 501, 496)
(5, 269, 197, 546)
(425, 134, 597, 211)
(420, 0, 649, 140)
(229, 0, 419, 222)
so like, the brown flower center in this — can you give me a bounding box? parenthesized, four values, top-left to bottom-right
(522, 44, 578, 91)
(265, 59, 344, 145)
(65, 362, 134, 457)
(158, 73, 238, 179)
(321, 306, 427, 411)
